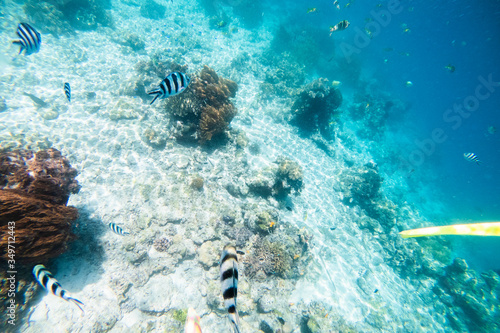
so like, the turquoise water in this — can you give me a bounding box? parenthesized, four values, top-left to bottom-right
(1, 0, 499, 332)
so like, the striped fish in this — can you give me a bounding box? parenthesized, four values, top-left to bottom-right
(64, 83, 71, 102)
(220, 244, 241, 333)
(464, 152, 481, 165)
(13, 23, 41, 56)
(32, 265, 84, 312)
(109, 222, 130, 235)
(148, 72, 190, 105)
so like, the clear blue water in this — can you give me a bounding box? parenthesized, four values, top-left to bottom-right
(2, 0, 500, 331)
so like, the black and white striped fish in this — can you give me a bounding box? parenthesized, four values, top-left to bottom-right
(109, 222, 130, 235)
(13, 23, 41, 56)
(32, 264, 84, 312)
(464, 152, 481, 165)
(64, 83, 71, 102)
(148, 72, 190, 105)
(220, 244, 241, 333)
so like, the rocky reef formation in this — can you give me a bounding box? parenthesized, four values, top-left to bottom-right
(24, 0, 113, 35)
(434, 258, 500, 332)
(340, 162, 396, 232)
(289, 78, 342, 141)
(165, 65, 238, 144)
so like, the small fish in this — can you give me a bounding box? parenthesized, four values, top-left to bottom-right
(109, 222, 130, 235)
(399, 222, 500, 238)
(444, 64, 455, 73)
(307, 7, 317, 13)
(184, 307, 202, 333)
(464, 152, 481, 165)
(333, 1, 340, 10)
(23, 92, 48, 108)
(331, 80, 342, 87)
(329, 20, 350, 35)
(32, 265, 84, 312)
(405, 81, 413, 87)
(487, 126, 496, 134)
(13, 23, 41, 56)
(374, 289, 379, 293)
(64, 83, 71, 102)
(220, 244, 241, 333)
(148, 72, 191, 105)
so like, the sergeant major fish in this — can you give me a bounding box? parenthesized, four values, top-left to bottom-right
(220, 244, 241, 333)
(33, 264, 84, 312)
(64, 83, 71, 102)
(13, 23, 41, 56)
(109, 222, 130, 235)
(148, 72, 190, 105)
(329, 20, 350, 35)
(464, 152, 481, 165)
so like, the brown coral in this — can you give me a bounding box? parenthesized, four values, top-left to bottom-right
(0, 148, 80, 205)
(0, 148, 80, 263)
(165, 65, 238, 143)
(0, 190, 78, 263)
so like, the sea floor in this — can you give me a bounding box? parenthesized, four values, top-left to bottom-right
(0, 1, 470, 332)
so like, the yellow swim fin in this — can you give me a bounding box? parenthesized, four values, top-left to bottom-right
(399, 222, 500, 238)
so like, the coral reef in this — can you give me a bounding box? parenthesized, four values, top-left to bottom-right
(24, 0, 113, 35)
(241, 230, 307, 280)
(0, 190, 79, 263)
(340, 162, 396, 232)
(1, 268, 38, 332)
(153, 237, 171, 252)
(189, 176, 204, 190)
(140, 0, 166, 20)
(0, 148, 80, 264)
(246, 157, 304, 202)
(165, 65, 238, 143)
(289, 78, 343, 140)
(0, 148, 80, 205)
(434, 258, 500, 332)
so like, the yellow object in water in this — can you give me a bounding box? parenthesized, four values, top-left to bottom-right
(399, 222, 500, 238)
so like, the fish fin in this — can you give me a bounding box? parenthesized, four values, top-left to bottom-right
(12, 41, 24, 55)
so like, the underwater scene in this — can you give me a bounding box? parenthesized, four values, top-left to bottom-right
(0, 0, 499, 332)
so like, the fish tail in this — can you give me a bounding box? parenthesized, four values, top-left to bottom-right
(67, 296, 85, 313)
(230, 310, 241, 333)
(148, 91, 161, 105)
